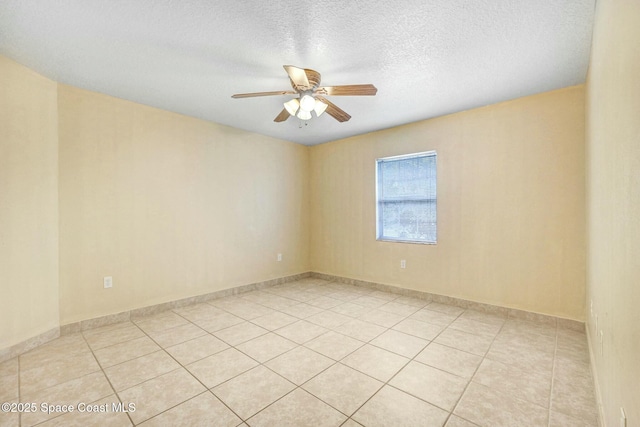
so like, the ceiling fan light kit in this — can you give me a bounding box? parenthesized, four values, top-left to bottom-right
(232, 65, 377, 123)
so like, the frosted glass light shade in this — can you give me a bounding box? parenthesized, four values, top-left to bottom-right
(297, 109, 312, 120)
(299, 95, 316, 112)
(314, 100, 328, 116)
(284, 98, 300, 116)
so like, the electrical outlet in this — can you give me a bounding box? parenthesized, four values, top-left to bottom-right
(104, 276, 113, 289)
(277, 253, 282, 262)
(620, 408, 627, 427)
(400, 260, 406, 269)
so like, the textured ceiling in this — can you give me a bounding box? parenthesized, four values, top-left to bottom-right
(0, 0, 595, 145)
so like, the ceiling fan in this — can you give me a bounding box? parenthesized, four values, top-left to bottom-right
(231, 65, 377, 123)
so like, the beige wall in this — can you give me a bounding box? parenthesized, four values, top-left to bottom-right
(0, 57, 59, 349)
(586, 0, 640, 424)
(58, 85, 309, 325)
(310, 86, 586, 320)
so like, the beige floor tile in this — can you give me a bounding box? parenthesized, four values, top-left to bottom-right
(445, 415, 480, 426)
(358, 309, 405, 328)
(139, 391, 241, 427)
(392, 318, 445, 340)
(370, 329, 428, 358)
(133, 311, 190, 333)
(19, 334, 89, 369)
(342, 344, 409, 382)
(448, 317, 503, 338)
(172, 303, 225, 322)
(486, 339, 555, 373)
(117, 368, 206, 425)
(21, 371, 113, 426)
(350, 295, 389, 308)
(415, 342, 482, 378)
(214, 322, 269, 346)
(493, 328, 557, 354)
(211, 299, 276, 320)
(330, 302, 371, 318)
(164, 334, 229, 365)
(207, 296, 246, 310)
(147, 323, 206, 348)
(274, 320, 328, 344)
(212, 366, 295, 419)
(328, 290, 365, 302)
(192, 311, 245, 332)
(389, 361, 468, 411)
(0, 368, 18, 402)
(434, 328, 494, 356)
(458, 310, 507, 328)
(36, 394, 133, 427)
(410, 308, 458, 326)
(83, 323, 145, 350)
(104, 350, 180, 391)
(265, 346, 334, 385)
(556, 345, 590, 365)
(307, 296, 343, 309)
(0, 400, 19, 427)
(474, 358, 552, 407)
(187, 348, 258, 388)
(554, 351, 593, 383)
(454, 382, 548, 427)
(551, 376, 599, 425)
(304, 331, 364, 360)
(556, 329, 589, 351)
(501, 318, 556, 337)
(306, 311, 352, 329)
(378, 301, 420, 317)
(236, 333, 297, 363)
(20, 350, 100, 395)
(266, 288, 317, 303)
(334, 319, 386, 342)
(240, 291, 297, 310)
(352, 385, 449, 427)
(0, 358, 17, 377)
(425, 303, 465, 316)
(280, 302, 325, 319)
(303, 363, 383, 416)
(368, 291, 397, 301)
(250, 311, 298, 330)
(549, 410, 599, 427)
(93, 336, 160, 368)
(7, 282, 600, 427)
(393, 296, 430, 308)
(247, 388, 347, 427)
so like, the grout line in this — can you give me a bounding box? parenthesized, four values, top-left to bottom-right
(138, 312, 247, 425)
(17, 279, 587, 426)
(446, 310, 507, 426)
(79, 331, 136, 427)
(298, 299, 468, 422)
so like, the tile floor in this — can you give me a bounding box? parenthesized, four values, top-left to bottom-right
(0, 278, 599, 427)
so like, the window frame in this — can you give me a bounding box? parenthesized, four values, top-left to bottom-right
(375, 150, 437, 245)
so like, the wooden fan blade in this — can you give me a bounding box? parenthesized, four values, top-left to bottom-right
(231, 90, 296, 98)
(315, 84, 378, 96)
(283, 65, 321, 91)
(274, 108, 290, 122)
(315, 95, 351, 122)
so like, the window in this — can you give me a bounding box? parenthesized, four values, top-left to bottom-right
(376, 151, 437, 244)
